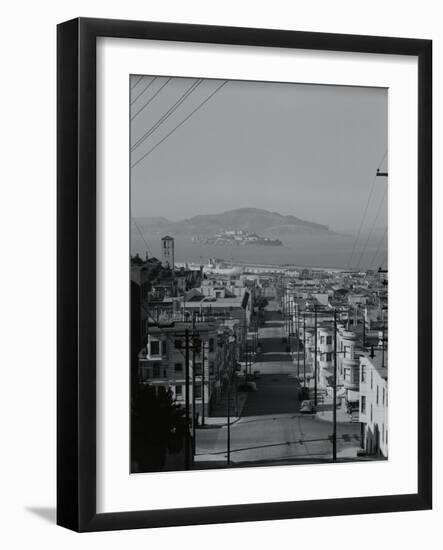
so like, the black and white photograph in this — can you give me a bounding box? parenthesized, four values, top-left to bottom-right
(130, 75, 389, 473)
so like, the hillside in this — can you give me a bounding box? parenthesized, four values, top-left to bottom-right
(134, 208, 330, 237)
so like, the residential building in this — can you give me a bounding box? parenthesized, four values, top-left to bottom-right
(138, 321, 233, 419)
(359, 350, 388, 457)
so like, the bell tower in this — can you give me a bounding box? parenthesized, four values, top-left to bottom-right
(161, 236, 175, 268)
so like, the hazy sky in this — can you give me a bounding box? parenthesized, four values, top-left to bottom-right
(130, 76, 388, 234)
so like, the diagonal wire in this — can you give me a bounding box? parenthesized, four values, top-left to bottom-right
(377, 149, 388, 172)
(131, 79, 202, 151)
(347, 149, 388, 269)
(131, 80, 228, 169)
(369, 226, 388, 270)
(131, 76, 157, 105)
(131, 217, 151, 256)
(131, 77, 172, 120)
(347, 173, 378, 269)
(356, 186, 388, 270)
(131, 75, 143, 90)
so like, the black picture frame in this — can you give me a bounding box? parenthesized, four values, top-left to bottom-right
(57, 17, 432, 532)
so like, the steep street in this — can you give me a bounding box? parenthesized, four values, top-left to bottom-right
(195, 305, 361, 467)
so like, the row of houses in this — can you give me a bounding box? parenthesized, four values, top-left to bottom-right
(282, 273, 388, 458)
(138, 321, 241, 420)
(131, 238, 257, 421)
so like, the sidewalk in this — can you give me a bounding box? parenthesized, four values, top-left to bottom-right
(295, 376, 357, 424)
(202, 390, 249, 428)
(315, 403, 356, 424)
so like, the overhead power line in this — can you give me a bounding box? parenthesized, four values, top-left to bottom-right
(347, 149, 388, 269)
(131, 80, 228, 169)
(131, 75, 143, 90)
(347, 173, 378, 269)
(131, 217, 151, 257)
(131, 79, 203, 152)
(356, 186, 387, 270)
(369, 226, 388, 270)
(131, 77, 172, 120)
(377, 149, 388, 171)
(131, 77, 157, 105)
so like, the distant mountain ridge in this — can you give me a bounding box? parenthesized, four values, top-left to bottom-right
(134, 207, 331, 238)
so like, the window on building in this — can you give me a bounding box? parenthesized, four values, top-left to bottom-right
(150, 340, 160, 356)
(382, 423, 385, 442)
(175, 385, 182, 397)
(386, 429, 388, 444)
(370, 403, 373, 422)
(194, 385, 202, 399)
(209, 362, 214, 376)
(370, 370, 373, 390)
(139, 366, 150, 382)
(163, 368, 167, 378)
(326, 352, 332, 362)
(194, 362, 202, 376)
(344, 345, 350, 358)
(208, 338, 215, 352)
(162, 341, 167, 355)
(174, 339, 182, 349)
(361, 365, 366, 382)
(382, 387, 385, 405)
(326, 335, 332, 345)
(344, 368, 351, 381)
(361, 395, 366, 414)
(153, 365, 160, 378)
(174, 362, 183, 372)
(320, 336, 325, 345)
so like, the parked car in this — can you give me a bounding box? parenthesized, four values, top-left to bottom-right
(299, 400, 316, 414)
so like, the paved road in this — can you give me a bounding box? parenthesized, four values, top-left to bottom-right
(195, 307, 360, 467)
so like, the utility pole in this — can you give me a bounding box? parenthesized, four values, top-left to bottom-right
(332, 310, 337, 461)
(201, 341, 205, 426)
(282, 283, 286, 333)
(185, 329, 191, 469)
(314, 305, 318, 407)
(362, 306, 366, 348)
(303, 312, 306, 387)
(227, 373, 231, 466)
(297, 304, 300, 378)
(246, 343, 250, 380)
(243, 318, 247, 383)
(192, 329, 196, 453)
(288, 298, 293, 348)
(381, 311, 385, 369)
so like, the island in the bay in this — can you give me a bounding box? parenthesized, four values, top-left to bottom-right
(132, 208, 332, 248)
(192, 229, 282, 246)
